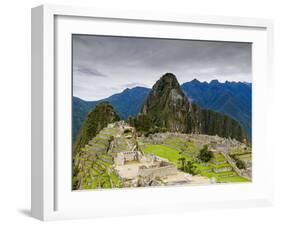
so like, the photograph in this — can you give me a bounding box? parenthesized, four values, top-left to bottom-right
(71, 35, 252, 190)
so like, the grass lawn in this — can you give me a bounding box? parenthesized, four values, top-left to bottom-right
(163, 137, 186, 150)
(143, 144, 181, 165)
(142, 142, 250, 184)
(182, 141, 200, 159)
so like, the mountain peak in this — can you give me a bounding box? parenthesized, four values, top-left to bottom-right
(96, 101, 112, 108)
(152, 73, 181, 91)
(190, 78, 200, 83)
(140, 73, 191, 132)
(160, 73, 179, 84)
(210, 79, 220, 85)
(131, 73, 248, 142)
(161, 72, 177, 80)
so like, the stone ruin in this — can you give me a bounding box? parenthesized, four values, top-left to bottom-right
(138, 162, 177, 178)
(141, 132, 248, 153)
(114, 151, 142, 166)
(114, 150, 178, 180)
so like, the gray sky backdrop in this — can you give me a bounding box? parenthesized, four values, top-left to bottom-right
(73, 35, 252, 101)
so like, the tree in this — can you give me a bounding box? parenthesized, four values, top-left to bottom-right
(177, 157, 197, 175)
(128, 116, 135, 127)
(231, 155, 246, 170)
(197, 145, 213, 162)
(236, 159, 246, 169)
(185, 160, 197, 175)
(178, 157, 186, 171)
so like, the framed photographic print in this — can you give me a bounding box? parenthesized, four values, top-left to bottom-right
(31, 4, 274, 221)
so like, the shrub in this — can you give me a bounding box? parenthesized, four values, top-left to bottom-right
(197, 145, 213, 162)
(236, 159, 246, 169)
(124, 128, 131, 134)
(178, 157, 198, 175)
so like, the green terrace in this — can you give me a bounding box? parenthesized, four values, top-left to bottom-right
(74, 151, 122, 189)
(73, 127, 123, 190)
(229, 147, 252, 156)
(80, 170, 122, 190)
(236, 153, 251, 161)
(141, 138, 249, 183)
(229, 147, 252, 165)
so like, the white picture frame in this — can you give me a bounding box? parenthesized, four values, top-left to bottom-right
(31, 4, 274, 221)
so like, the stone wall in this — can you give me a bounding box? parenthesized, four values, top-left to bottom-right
(114, 152, 125, 166)
(114, 151, 141, 166)
(139, 154, 154, 164)
(213, 167, 232, 173)
(123, 151, 139, 161)
(138, 164, 177, 178)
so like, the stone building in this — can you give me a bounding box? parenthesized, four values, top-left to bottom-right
(114, 151, 142, 166)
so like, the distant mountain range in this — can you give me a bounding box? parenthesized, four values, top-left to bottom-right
(73, 102, 120, 156)
(72, 87, 150, 141)
(73, 79, 251, 141)
(181, 79, 251, 137)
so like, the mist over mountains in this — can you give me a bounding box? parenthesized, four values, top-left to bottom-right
(73, 78, 251, 141)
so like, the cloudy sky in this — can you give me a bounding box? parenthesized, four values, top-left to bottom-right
(73, 35, 252, 101)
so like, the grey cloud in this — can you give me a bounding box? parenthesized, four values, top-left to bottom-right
(122, 82, 149, 88)
(74, 65, 107, 77)
(73, 35, 251, 100)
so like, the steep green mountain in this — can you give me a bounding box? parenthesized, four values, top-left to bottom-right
(72, 97, 95, 142)
(140, 73, 190, 132)
(73, 102, 120, 155)
(73, 77, 251, 142)
(130, 73, 247, 143)
(181, 79, 251, 136)
(72, 87, 150, 141)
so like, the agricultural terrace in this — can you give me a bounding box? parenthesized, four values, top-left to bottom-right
(141, 136, 249, 183)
